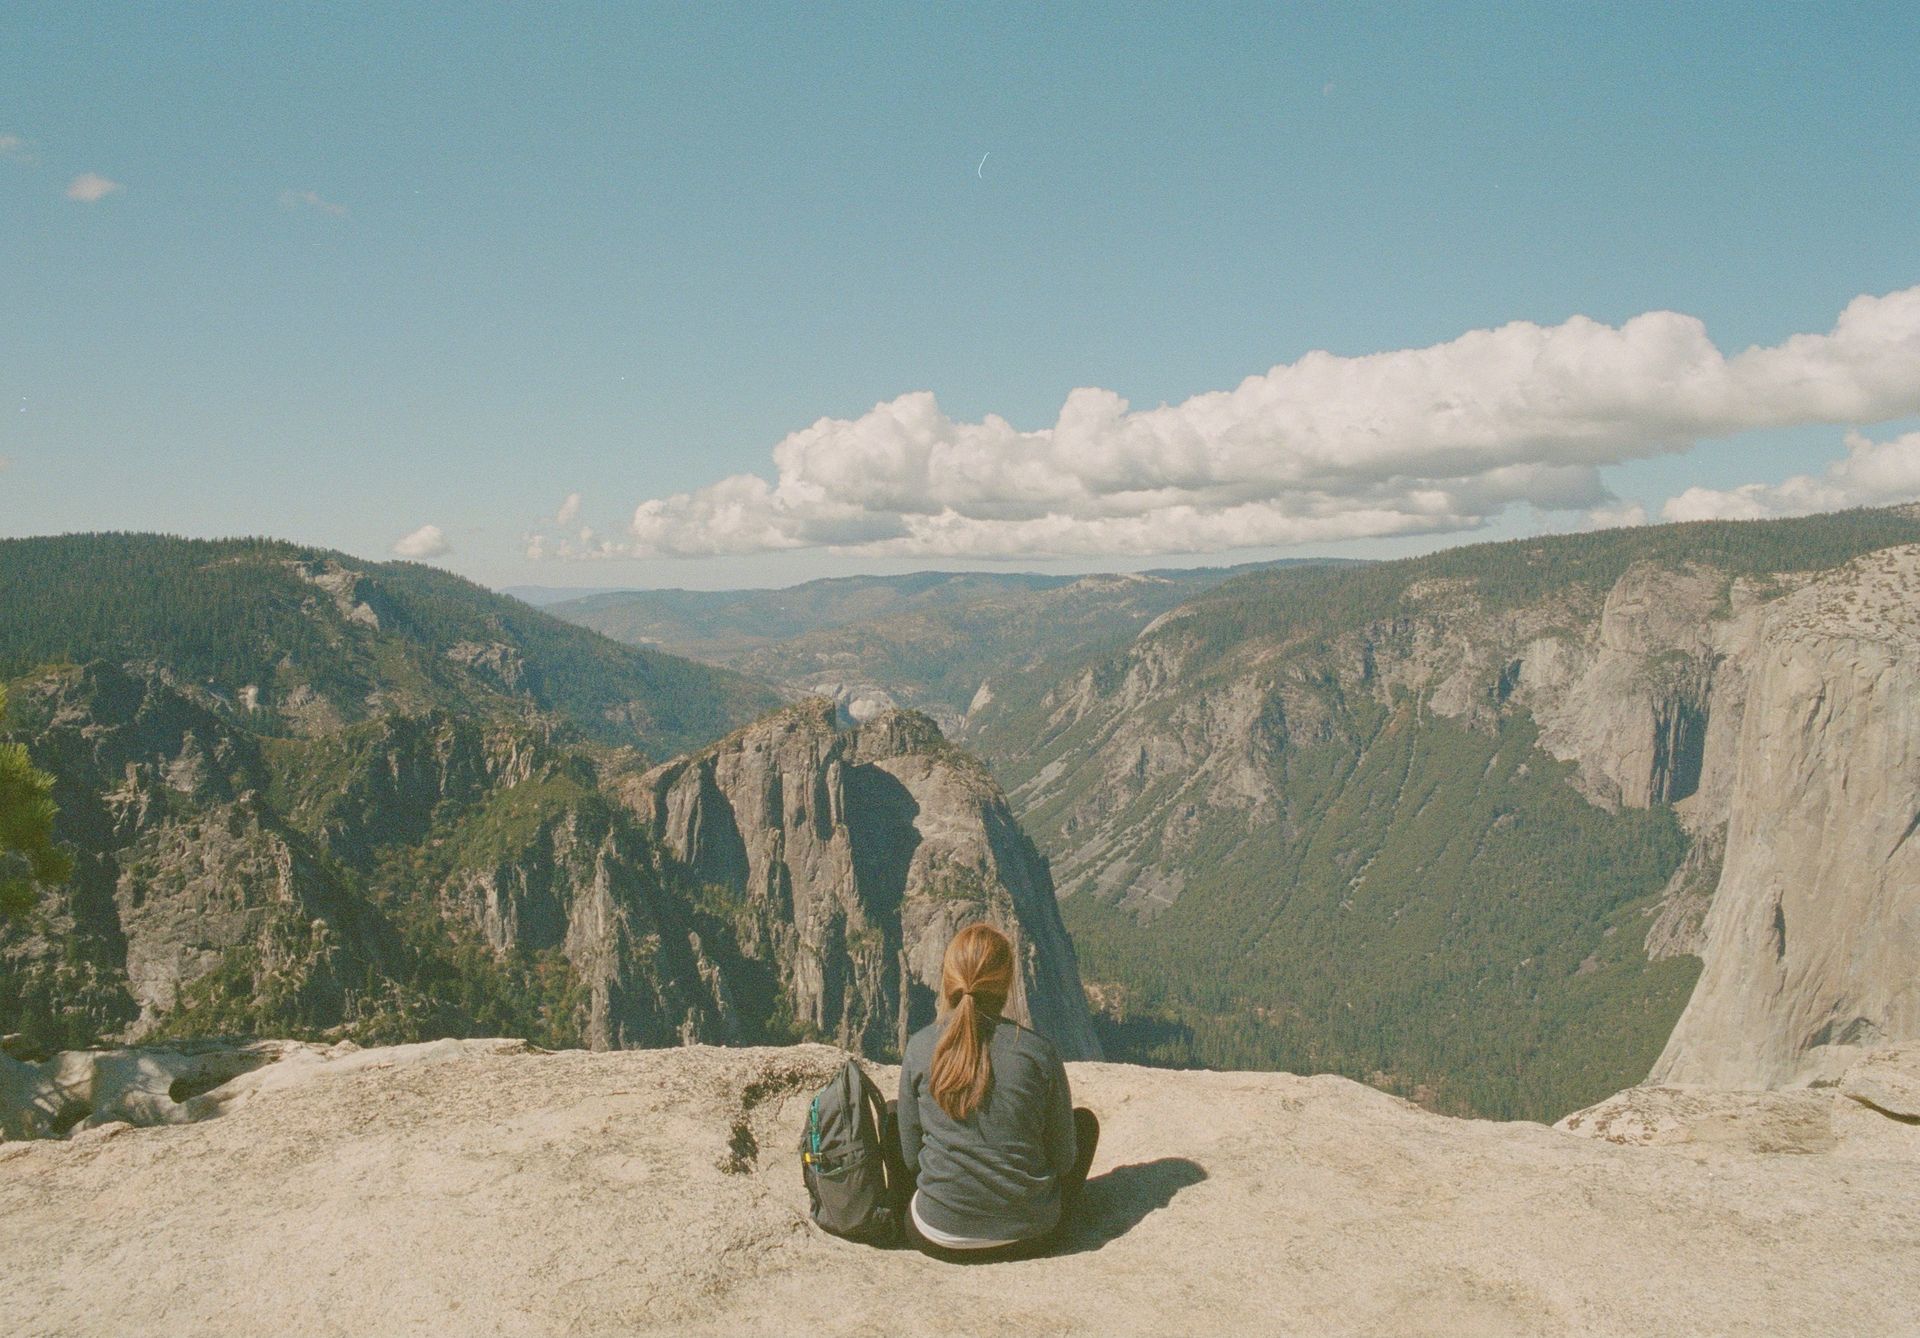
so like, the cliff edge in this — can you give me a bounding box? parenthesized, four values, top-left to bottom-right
(4, 1039, 1918, 1337)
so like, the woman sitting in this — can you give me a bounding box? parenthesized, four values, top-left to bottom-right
(891, 922, 1099, 1261)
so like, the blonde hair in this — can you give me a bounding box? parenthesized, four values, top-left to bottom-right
(929, 922, 1015, 1121)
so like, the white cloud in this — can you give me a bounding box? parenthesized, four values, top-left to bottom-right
(526, 526, 627, 562)
(537, 286, 1920, 560)
(278, 188, 347, 217)
(0, 134, 33, 164)
(1583, 501, 1649, 530)
(391, 524, 452, 559)
(1662, 430, 1920, 523)
(65, 172, 122, 203)
(555, 492, 582, 525)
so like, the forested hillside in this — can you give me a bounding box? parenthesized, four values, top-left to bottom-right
(0, 533, 1091, 1063)
(548, 571, 1074, 660)
(0, 533, 778, 758)
(0, 533, 781, 1051)
(974, 506, 1920, 1120)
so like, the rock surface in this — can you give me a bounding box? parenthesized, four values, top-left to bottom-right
(1651, 547, 1920, 1086)
(4, 1040, 1919, 1337)
(0, 1038, 316, 1139)
(1839, 1044, 1920, 1120)
(1557, 1044, 1920, 1158)
(634, 700, 1098, 1060)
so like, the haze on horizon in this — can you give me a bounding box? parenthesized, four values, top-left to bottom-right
(3, 3, 1918, 592)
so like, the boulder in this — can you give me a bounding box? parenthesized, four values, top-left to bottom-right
(1841, 1044, 1920, 1121)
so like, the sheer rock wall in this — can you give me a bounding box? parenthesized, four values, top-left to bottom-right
(635, 700, 1099, 1059)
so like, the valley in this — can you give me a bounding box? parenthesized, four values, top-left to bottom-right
(10, 19, 1918, 1332)
(967, 507, 1920, 1117)
(6, 512, 1920, 1124)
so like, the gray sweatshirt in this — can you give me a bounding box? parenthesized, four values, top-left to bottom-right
(897, 1015, 1078, 1242)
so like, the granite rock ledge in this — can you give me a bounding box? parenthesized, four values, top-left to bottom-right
(4, 1039, 1918, 1337)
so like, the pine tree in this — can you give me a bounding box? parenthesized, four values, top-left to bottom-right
(0, 685, 69, 917)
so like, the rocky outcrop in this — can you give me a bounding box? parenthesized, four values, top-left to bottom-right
(3, 659, 1092, 1063)
(1650, 547, 1920, 1086)
(1523, 560, 1730, 810)
(0, 662, 362, 1040)
(435, 800, 743, 1050)
(1559, 1043, 1920, 1155)
(0, 1037, 326, 1139)
(634, 700, 1099, 1060)
(4, 1040, 1918, 1337)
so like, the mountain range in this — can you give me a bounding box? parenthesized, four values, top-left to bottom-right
(5, 511, 1919, 1125)
(0, 535, 1093, 1062)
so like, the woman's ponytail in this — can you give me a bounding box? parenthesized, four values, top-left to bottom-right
(928, 922, 1015, 1121)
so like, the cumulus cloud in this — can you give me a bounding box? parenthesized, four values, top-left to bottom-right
(392, 524, 452, 559)
(278, 188, 347, 217)
(555, 492, 582, 525)
(1583, 501, 1650, 530)
(0, 134, 33, 163)
(1662, 430, 1920, 523)
(65, 172, 122, 202)
(525, 525, 621, 561)
(529, 286, 1920, 560)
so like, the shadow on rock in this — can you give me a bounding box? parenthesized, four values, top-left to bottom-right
(1052, 1157, 1208, 1255)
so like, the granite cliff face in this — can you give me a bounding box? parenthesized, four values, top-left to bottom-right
(0, 661, 750, 1051)
(0, 661, 350, 1043)
(1407, 541, 1920, 1088)
(969, 512, 1920, 1109)
(1650, 546, 1920, 1086)
(634, 699, 1099, 1059)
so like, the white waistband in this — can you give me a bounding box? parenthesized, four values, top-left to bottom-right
(909, 1191, 1021, 1250)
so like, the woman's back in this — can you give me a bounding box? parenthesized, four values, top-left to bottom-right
(897, 1015, 1078, 1243)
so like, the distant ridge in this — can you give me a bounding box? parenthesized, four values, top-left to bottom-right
(0, 532, 779, 758)
(541, 558, 1362, 653)
(542, 558, 1360, 732)
(499, 585, 638, 608)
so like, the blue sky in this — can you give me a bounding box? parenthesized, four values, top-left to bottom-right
(3, 3, 1917, 589)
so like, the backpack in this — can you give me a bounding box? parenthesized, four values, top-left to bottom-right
(799, 1058, 898, 1244)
